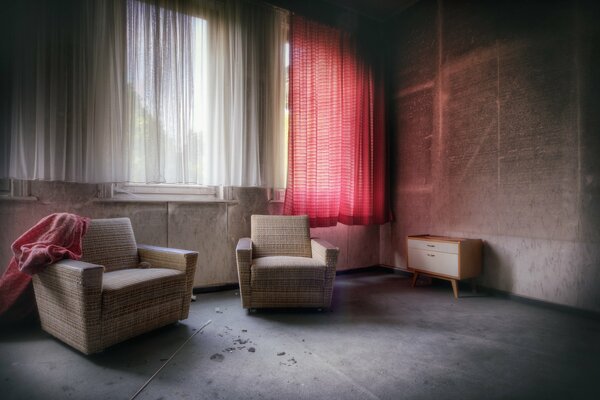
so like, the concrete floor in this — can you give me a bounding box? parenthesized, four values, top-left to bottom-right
(1, 269, 599, 400)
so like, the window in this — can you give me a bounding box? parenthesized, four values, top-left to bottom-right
(127, 0, 209, 185)
(2, 0, 287, 189)
(125, 0, 289, 189)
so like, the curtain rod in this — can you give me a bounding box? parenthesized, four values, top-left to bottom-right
(187, 0, 290, 14)
(241, 0, 291, 14)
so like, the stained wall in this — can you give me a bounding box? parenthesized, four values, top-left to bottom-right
(385, 0, 600, 312)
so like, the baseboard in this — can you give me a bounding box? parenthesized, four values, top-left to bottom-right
(336, 265, 397, 275)
(193, 265, 409, 293)
(380, 265, 600, 319)
(378, 264, 413, 277)
(480, 286, 600, 321)
(193, 283, 239, 294)
(191, 266, 600, 320)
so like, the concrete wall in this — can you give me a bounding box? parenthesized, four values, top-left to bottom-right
(0, 183, 380, 288)
(385, 0, 600, 312)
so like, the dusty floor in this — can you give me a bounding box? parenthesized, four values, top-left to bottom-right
(1, 269, 599, 400)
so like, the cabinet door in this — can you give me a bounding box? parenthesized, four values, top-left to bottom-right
(408, 247, 459, 278)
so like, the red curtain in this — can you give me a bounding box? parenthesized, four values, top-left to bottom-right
(283, 15, 390, 228)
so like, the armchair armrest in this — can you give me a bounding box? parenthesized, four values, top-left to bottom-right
(34, 259, 104, 294)
(138, 244, 198, 319)
(52, 259, 105, 273)
(236, 238, 253, 262)
(138, 244, 198, 272)
(32, 259, 104, 354)
(311, 238, 339, 309)
(236, 238, 253, 308)
(311, 238, 339, 268)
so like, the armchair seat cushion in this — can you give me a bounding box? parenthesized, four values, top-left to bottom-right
(251, 256, 325, 291)
(102, 268, 185, 318)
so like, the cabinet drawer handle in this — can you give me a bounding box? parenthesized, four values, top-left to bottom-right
(427, 253, 435, 257)
(426, 244, 435, 247)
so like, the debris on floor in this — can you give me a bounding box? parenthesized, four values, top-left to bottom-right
(248, 347, 256, 352)
(278, 355, 298, 367)
(233, 338, 248, 345)
(215, 307, 223, 314)
(242, 329, 248, 333)
(209, 353, 224, 362)
(277, 352, 286, 356)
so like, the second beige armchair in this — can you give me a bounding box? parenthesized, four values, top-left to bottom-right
(236, 215, 339, 309)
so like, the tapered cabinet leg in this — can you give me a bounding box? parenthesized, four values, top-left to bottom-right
(411, 272, 419, 287)
(451, 280, 459, 299)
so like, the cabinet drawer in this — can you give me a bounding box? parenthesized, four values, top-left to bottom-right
(407, 239, 458, 254)
(408, 248, 459, 278)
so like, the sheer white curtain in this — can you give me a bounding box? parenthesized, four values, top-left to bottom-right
(126, 0, 204, 184)
(203, 1, 288, 187)
(1, 0, 288, 187)
(127, 0, 289, 187)
(2, 0, 128, 183)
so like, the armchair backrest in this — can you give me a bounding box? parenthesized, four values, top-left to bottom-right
(81, 218, 139, 272)
(251, 215, 311, 258)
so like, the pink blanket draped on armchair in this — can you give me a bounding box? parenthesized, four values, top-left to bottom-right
(0, 213, 90, 321)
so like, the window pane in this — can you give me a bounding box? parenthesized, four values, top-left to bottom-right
(126, 0, 208, 184)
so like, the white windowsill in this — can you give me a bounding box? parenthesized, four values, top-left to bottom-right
(94, 197, 238, 204)
(0, 196, 38, 202)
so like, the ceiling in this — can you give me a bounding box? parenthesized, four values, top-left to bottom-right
(325, 0, 419, 21)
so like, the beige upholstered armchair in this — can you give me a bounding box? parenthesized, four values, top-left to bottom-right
(236, 215, 339, 309)
(32, 218, 198, 354)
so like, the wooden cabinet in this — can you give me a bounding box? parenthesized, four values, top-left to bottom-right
(407, 235, 482, 298)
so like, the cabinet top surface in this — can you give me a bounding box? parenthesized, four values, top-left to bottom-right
(407, 235, 474, 243)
